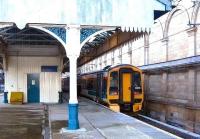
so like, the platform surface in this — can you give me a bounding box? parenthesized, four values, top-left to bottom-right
(0, 103, 46, 139)
(49, 97, 181, 139)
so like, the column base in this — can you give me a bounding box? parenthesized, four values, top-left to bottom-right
(68, 103, 79, 130)
(61, 127, 86, 133)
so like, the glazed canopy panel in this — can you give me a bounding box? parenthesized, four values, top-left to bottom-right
(0, 0, 168, 30)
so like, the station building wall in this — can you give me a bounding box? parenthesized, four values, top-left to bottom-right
(5, 56, 61, 103)
(145, 68, 200, 133)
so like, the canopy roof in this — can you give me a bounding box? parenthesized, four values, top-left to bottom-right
(0, 26, 59, 46)
(0, 25, 116, 47)
(0, 0, 171, 30)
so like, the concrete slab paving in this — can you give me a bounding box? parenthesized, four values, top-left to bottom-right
(48, 97, 182, 139)
(0, 103, 46, 139)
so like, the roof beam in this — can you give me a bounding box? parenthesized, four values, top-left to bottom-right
(1, 33, 52, 37)
(0, 27, 15, 34)
(95, 36, 106, 42)
(6, 39, 58, 43)
(98, 34, 107, 40)
(101, 32, 110, 38)
(8, 41, 59, 46)
(4, 28, 30, 39)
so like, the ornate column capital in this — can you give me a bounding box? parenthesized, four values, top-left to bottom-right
(65, 24, 81, 57)
(65, 24, 81, 30)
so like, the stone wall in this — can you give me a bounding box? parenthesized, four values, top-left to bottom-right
(145, 67, 200, 133)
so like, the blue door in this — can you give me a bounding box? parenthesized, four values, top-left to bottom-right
(27, 74, 40, 103)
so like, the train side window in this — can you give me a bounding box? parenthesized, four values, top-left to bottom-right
(81, 79, 86, 89)
(87, 79, 93, 90)
(133, 72, 142, 92)
(109, 71, 119, 95)
(86, 77, 97, 91)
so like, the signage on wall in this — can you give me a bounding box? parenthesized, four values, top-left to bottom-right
(41, 66, 58, 72)
(32, 80, 35, 85)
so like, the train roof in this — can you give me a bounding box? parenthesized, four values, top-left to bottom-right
(108, 64, 141, 71)
(78, 64, 141, 76)
(78, 69, 106, 76)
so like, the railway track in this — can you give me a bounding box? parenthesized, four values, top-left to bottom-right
(123, 111, 200, 139)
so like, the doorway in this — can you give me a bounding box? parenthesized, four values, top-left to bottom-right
(119, 68, 133, 103)
(122, 73, 131, 103)
(27, 74, 40, 103)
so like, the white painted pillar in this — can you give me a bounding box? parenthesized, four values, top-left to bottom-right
(68, 55, 78, 104)
(65, 25, 81, 130)
(66, 25, 81, 103)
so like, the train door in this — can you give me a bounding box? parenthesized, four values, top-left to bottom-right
(97, 73, 102, 99)
(119, 69, 133, 103)
(122, 73, 131, 102)
(102, 76, 107, 99)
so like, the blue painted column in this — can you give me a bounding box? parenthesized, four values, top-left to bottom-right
(66, 25, 81, 130)
(68, 103, 79, 129)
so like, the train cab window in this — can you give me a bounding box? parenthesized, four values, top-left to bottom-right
(133, 72, 142, 92)
(109, 71, 119, 95)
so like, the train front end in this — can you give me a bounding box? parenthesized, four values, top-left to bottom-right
(107, 65, 144, 112)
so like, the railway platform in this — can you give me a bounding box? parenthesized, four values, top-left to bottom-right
(0, 103, 47, 139)
(49, 97, 181, 139)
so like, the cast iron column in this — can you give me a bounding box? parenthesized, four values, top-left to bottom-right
(66, 25, 81, 130)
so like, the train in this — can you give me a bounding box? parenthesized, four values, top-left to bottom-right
(62, 64, 144, 112)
